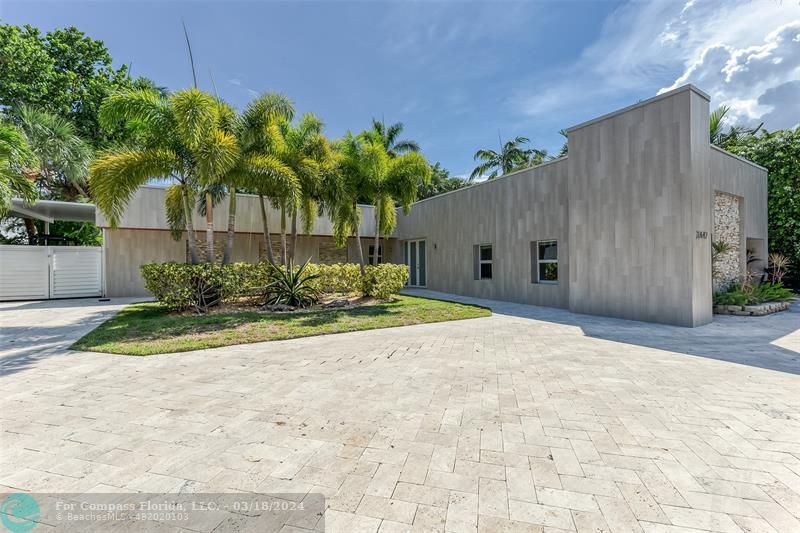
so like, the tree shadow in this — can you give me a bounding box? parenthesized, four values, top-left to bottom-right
(403, 289, 800, 375)
(0, 298, 143, 377)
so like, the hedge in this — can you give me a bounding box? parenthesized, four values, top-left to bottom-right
(141, 261, 409, 312)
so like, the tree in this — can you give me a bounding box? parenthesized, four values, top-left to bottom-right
(469, 135, 544, 181)
(709, 105, 762, 150)
(0, 24, 135, 148)
(417, 162, 468, 200)
(326, 133, 369, 274)
(223, 93, 296, 264)
(0, 122, 36, 216)
(726, 128, 800, 288)
(367, 119, 419, 157)
(90, 88, 239, 264)
(15, 105, 92, 202)
(271, 113, 331, 264)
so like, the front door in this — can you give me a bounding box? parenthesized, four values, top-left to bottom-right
(404, 240, 426, 287)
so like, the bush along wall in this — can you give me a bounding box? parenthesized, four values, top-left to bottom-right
(141, 261, 409, 313)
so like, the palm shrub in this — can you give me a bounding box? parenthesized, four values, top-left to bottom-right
(263, 259, 321, 308)
(713, 282, 794, 306)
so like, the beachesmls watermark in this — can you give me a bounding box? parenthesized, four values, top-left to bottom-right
(0, 493, 324, 532)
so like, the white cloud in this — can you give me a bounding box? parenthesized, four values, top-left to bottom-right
(661, 20, 800, 129)
(512, 0, 800, 131)
(228, 78, 242, 86)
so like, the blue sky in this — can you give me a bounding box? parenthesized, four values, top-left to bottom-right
(3, 1, 799, 178)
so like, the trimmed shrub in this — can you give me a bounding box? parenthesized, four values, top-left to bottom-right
(141, 262, 243, 312)
(364, 264, 409, 299)
(141, 261, 409, 311)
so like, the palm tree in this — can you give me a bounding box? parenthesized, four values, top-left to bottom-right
(15, 105, 93, 202)
(325, 133, 369, 274)
(226, 93, 296, 264)
(278, 114, 331, 263)
(709, 105, 762, 149)
(470, 135, 538, 181)
(367, 119, 420, 157)
(0, 122, 37, 216)
(90, 88, 239, 264)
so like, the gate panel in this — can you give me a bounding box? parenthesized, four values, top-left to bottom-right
(50, 247, 102, 298)
(0, 245, 49, 300)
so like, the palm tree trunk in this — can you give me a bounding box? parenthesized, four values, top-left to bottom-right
(373, 205, 381, 265)
(290, 211, 298, 263)
(259, 194, 275, 263)
(280, 202, 287, 266)
(23, 218, 38, 245)
(205, 191, 214, 263)
(223, 188, 236, 265)
(182, 189, 199, 265)
(353, 202, 365, 276)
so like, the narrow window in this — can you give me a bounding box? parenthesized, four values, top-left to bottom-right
(534, 240, 558, 283)
(368, 245, 383, 264)
(474, 244, 492, 280)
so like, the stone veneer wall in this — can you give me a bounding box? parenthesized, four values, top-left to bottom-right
(713, 192, 742, 292)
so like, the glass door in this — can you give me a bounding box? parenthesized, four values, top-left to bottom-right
(405, 240, 426, 287)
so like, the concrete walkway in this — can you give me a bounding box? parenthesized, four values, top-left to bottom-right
(1, 293, 799, 532)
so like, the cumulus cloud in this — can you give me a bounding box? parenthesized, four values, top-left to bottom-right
(661, 20, 800, 129)
(512, 0, 800, 132)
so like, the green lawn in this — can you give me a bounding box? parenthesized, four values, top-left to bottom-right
(72, 295, 490, 356)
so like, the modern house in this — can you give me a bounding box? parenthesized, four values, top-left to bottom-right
(0, 85, 768, 327)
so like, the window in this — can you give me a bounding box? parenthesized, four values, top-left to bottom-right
(534, 240, 558, 283)
(474, 244, 493, 280)
(368, 245, 383, 264)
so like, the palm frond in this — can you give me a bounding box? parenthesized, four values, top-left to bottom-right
(90, 148, 181, 227)
(164, 183, 188, 240)
(170, 88, 218, 150)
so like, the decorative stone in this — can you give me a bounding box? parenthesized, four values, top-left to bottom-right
(712, 192, 742, 293)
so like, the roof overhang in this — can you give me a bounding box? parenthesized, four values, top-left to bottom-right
(10, 199, 96, 224)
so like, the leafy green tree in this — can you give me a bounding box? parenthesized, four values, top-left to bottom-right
(470, 135, 544, 181)
(0, 24, 135, 148)
(0, 122, 36, 216)
(726, 128, 800, 287)
(417, 162, 468, 200)
(90, 88, 239, 264)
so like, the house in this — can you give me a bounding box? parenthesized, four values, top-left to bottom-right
(1, 85, 767, 327)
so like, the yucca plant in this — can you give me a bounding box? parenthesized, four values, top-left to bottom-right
(263, 258, 321, 308)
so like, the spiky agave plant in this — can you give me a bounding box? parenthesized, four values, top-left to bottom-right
(264, 258, 321, 308)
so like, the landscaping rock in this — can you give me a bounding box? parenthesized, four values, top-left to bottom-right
(713, 300, 790, 316)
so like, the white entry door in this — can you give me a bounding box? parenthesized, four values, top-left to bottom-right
(0, 245, 102, 300)
(404, 240, 426, 287)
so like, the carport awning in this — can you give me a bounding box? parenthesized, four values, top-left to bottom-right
(10, 198, 96, 223)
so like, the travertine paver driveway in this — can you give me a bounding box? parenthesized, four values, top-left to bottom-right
(1, 291, 800, 532)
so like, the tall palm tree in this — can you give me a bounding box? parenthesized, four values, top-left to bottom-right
(325, 133, 369, 274)
(277, 113, 331, 263)
(470, 135, 538, 181)
(367, 119, 420, 157)
(226, 94, 296, 264)
(0, 122, 37, 216)
(90, 88, 238, 264)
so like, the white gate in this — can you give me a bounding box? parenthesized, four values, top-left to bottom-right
(0, 245, 102, 300)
